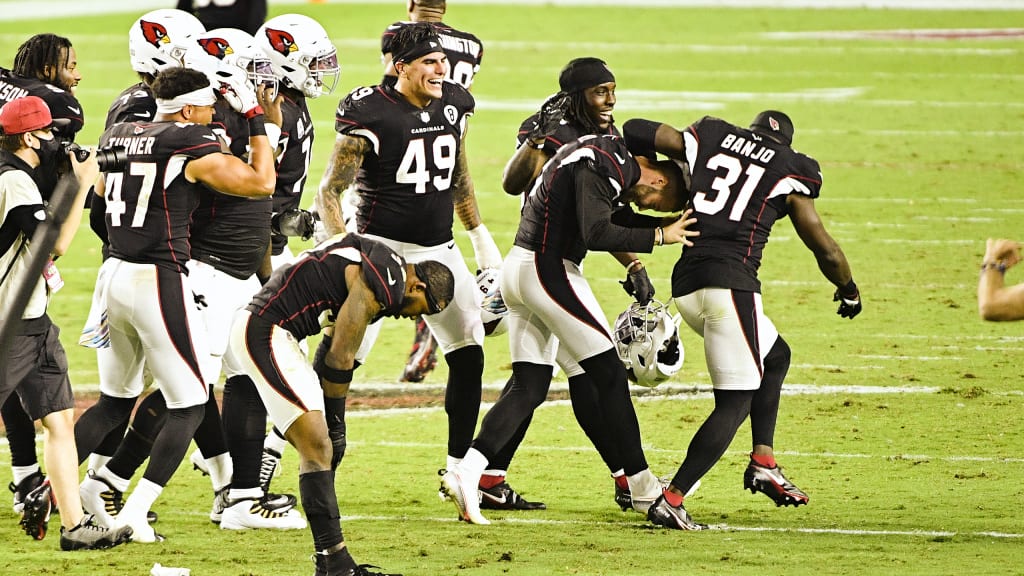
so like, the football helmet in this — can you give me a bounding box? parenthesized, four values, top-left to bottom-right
(613, 300, 683, 387)
(195, 28, 278, 98)
(129, 9, 206, 75)
(256, 14, 340, 99)
(476, 268, 508, 337)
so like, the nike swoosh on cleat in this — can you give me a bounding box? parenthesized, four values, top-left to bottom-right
(480, 492, 507, 505)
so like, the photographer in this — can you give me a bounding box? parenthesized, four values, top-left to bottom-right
(0, 95, 131, 550)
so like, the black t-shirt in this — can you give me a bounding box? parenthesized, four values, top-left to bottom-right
(99, 120, 223, 273)
(334, 82, 474, 246)
(246, 234, 408, 340)
(671, 116, 822, 296)
(514, 134, 657, 266)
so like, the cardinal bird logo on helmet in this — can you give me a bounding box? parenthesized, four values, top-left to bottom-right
(198, 37, 233, 59)
(139, 20, 170, 48)
(264, 28, 298, 57)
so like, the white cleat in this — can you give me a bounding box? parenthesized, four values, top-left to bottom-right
(115, 512, 164, 543)
(219, 498, 307, 530)
(439, 468, 489, 525)
(79, 472, 121, 529)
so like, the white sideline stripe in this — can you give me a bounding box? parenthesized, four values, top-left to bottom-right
(332, 513, 1024, 539)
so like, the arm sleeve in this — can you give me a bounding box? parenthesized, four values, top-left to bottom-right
(610, 206, 662, 229)
(575, 167, 656, 254)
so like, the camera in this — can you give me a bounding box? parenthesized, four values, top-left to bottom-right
(63, 142, 128, 172)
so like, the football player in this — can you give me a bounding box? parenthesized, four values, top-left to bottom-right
(315, 23, 505, 496)
(442, 133, 697, 525)
(227, 234, 453, 576)
(378, 0, 486, 385)
(81, 66, 274, 542)
(623, 111, 860, 529)
(176, 0, 267, 35)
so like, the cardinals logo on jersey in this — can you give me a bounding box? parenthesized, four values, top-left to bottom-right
(198, 37, 233, 60)
(264, 28, 297, 57)
(139, 20, 170, 48)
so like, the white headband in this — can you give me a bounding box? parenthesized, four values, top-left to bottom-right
(154, 87, 217, 114)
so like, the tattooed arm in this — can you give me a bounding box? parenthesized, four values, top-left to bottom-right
(316, 134, 371, 237)
(451, 139, 481, 231)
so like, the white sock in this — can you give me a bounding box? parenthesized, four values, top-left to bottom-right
(12, 464, 40, 486)
(263, 429, 287, 456)
(458, 449, 489, 476)
(482, 469, 507, 478)
(206, 453, 233, 493)
(120, 478, 163, 520)
(446, 455, 461, 471)
(228, 487, 262, 502)
(626, 468, 661, 501)
(97, 467, 132, 493)
(88, 454, 111, 474)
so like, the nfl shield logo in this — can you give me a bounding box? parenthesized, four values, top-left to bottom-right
(420, 111, 430, 123)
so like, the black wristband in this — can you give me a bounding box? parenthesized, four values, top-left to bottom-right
(247, 115, 267, 137)
(313, 354, 353, 384)
(839, 279, 858, 298)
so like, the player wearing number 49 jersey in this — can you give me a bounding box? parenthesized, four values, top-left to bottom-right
(622, 112, 861, 530)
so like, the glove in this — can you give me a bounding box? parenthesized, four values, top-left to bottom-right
(467, 224, 503, 271)
(525, 92, 570, 145)
(215, 65, 262, 118)
(272, 209, 315, 240)
(621, 266, 655, 304)
(833, 286, 862, 319)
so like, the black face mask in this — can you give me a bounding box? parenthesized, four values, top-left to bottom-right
(33, 135, 63, 169)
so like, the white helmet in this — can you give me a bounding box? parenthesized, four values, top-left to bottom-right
(613, 300, 684, 387)
(256, 14, 340, 98)
(129, 9, 206, 75)
(194, 28, 278, 97)
(476, 268, 508, 337)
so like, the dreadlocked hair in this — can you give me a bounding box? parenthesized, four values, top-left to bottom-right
(13, 34, 73, 87)
(565, 90, 606, 135)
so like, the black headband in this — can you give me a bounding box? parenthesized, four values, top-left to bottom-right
(393, 34, 444, 65)
(414, 263, 443, 315)
(558, 57, 615, 93)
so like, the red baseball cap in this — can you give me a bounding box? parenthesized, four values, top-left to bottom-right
(0, 95, 53, 135)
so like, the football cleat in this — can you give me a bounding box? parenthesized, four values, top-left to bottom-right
(220, 497, 307, 530)
(115, 511, 165, 544)
(259, 448, 283, 495)
(189, 448, 209, 476)
(479, 482, 546, 511)
(743, 459, 809, 507)
(313, 552, 403, 576)
(59, 514, 133, 551)
(19, 479, 52, 540)
(616, 478, 700, 512)
(438, 468, 489, 525)
(264, 491, 297, 512)
(647, 494, 708, 531)
(209, 487, 231, 524)
(10, 470, 45, 514)
(399, 317, 437, 383)
(79, 470, 122, 528)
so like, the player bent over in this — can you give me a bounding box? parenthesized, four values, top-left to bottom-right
(227, 234, 453, 576)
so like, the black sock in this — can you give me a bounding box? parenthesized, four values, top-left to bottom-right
(106, 391, 169, 480)
(473, 363, 550, 460)
(222, 375, 267, 491)
(324, 396, 347, 471)
(193, 387, 228, 459)
(140, 403, 205, 486)
(750, 337, 790, 448)
(2, 395, 37, 468)
(568, 372, 622, 473)
(74, 393, 136, 463)
(443, 345, 483, 458)
(579, 349, 648, 475)
(300, 469, 344, 552)
(670, 389, 754, 494)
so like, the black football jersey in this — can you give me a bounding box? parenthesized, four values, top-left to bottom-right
(0, 67, 84, 142)
(270, 91, 314, 255)
(190, 100, 273, 279)
(105, 82, 156, 127)
(515, 113, 619, 154)
(184, 0, 266, 35)
(99, 120, 224, 273)
(514, 134, 656, 266)
(381, 21, 483, 90)
(671, 116, 823, 296)
(246, 234, 408, 340)
(334, 82, 474, 246)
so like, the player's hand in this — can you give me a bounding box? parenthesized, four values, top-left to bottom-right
(272, 209, 315, 240)
(216, 66, 262, 118)
(526, 92, 569, 145)
(660, 209, 700, 247)
(983, 238, 1022, 269)
(833, 287, 862, 319)
(258, 83, 284, 127)
(620, 265, 655, 305)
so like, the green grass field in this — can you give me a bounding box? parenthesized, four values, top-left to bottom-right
(1, 2, 1023, 575)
